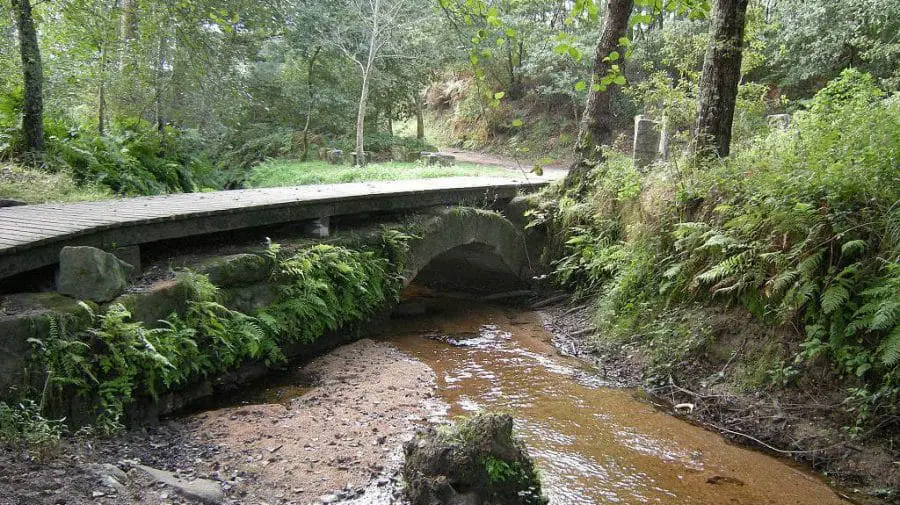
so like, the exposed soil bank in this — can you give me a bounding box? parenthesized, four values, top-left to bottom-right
(541, 300, 898, 505)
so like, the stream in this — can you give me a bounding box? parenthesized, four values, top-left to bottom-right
(221, 292, 849, 505)
(377, 294, 848, 505)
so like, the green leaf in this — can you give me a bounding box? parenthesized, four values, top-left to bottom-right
(613, 75, 627, 85)
(531, 165, 544, 176)
(494, 91, 505, 100)
(511, 119, 524, 128)
(574, 81, 586, 92)
(607, 51, 620, 61)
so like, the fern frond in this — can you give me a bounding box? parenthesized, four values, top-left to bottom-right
(821, 285, 851, 315)
(878, 326, 900, 366)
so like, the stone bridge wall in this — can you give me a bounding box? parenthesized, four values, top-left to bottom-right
(0, 206, 537, 423)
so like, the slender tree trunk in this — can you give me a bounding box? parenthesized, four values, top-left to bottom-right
(565, 0, 633, 189)
(356, 71, 371, 166)
(119, 0, 137, 71)
(415, 94, 425, 140)
(12, 0, 44, 163)
(98, 44, 107, 134)
(386, 102, 393, 135)
(300, 46, 321, 162)
(355, 0, 380, 167)
(692, 0, 749, 158)
(155, 34, 165, 132)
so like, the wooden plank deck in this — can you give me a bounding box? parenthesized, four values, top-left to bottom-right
(0, 175, 556, 281)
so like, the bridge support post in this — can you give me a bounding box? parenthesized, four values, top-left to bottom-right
(302, 217, 330, 238)
(108, 245, 141, 280)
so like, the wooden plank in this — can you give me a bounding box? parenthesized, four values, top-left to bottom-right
(12, 206, 126, 221)
(0, 216, 87, 233)
(0, 224, 61, 239)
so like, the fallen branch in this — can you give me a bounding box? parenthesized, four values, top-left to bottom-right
(531, 293, 570, 308)
(568, 327, 595, 339)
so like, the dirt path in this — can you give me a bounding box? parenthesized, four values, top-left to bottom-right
(0, 339, 438, 505)
(440, 148, 570, 178)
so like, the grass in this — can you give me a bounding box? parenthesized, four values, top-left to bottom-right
(0, 163, 111, 204)
(246, 159, 512, 188)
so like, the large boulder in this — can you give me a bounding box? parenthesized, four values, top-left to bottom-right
(57, 246, 134, 302)
(403, 413, 547, 505)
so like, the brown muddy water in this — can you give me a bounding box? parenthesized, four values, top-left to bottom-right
(378, 295, 849, 505)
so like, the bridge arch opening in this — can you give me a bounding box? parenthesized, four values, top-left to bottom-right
(401, 208, 533, 295)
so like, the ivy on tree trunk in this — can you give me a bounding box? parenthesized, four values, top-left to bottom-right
(12, 0, 45, 163)
(692, 0, 749, 158)
(566, 0, 634, 190)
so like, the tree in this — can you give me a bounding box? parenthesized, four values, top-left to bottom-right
(692, 0, 748, 158)
(322, 0, 420, 166)
(11, 0, 44, 162)
(565, 0, 634, 188)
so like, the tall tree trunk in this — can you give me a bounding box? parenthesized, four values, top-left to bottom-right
(154, 34, 165, 132)
(119, 0, 137, 71)
(386, 102, 393, 135)
(415, 94, 425, 140)
(565, 0, 634, 189)
(692, 0, 749, 158)
(355, 0, 380, 167)
(12, 0, 44, 163)
(355, 72, 371, 166)
(300, 46, 321, 162)
(98, 43, 108, 134)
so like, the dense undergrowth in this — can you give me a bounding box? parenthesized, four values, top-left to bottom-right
(1, 233, 410, 448)
(537, 70, 899, 433)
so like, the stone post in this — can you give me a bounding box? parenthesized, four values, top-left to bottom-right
(633, 115, 661, 170)
(327, 149, 343, 165)
(766, 114, 790, 131)
(657, 116, 670, 161)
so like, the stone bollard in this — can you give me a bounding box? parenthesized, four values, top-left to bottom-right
(351, 151, 368, 166)
(657, 116, 670, 162)
(633, 115, 661, 170)
(767, 114, 790, 131)
(327, 149, 343, 165)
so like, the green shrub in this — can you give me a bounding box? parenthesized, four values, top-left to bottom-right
(546, 70, 900, 428)
(20, 235, 410, 431)
(0, 400, 66, 459)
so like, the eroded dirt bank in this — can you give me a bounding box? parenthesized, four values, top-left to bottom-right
(1, 339, 437, 505)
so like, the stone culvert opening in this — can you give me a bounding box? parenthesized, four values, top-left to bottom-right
(402, 208, 533, 294)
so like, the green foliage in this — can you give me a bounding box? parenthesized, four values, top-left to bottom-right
(0, 400, 66, 459)
(546, 72, 900, 427)
(259, 244, 399, 343)
(483, 455, 517, 483)
(21, 237, 409, 431)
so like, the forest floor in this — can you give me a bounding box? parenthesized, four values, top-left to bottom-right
(540, 299, 899, 505)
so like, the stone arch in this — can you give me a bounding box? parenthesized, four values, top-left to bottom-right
(403, 208, 533, 292)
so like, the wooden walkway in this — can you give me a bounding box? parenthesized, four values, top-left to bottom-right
(0, 175, 555, 281)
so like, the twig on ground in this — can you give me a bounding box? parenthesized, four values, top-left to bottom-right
(531, 293, 570, 308)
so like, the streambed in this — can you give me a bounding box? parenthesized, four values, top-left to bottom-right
(1, 293, 853, 505)
(380, 295, 848, 505)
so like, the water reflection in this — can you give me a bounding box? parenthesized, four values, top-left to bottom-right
(383, 296, 848, 505)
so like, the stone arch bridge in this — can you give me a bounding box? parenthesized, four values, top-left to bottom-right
(0, 176, 553, 406)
